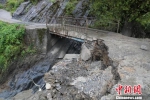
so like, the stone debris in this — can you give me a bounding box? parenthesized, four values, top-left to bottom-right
(45, 83, 51, 90)
(3, 34, 150, 100)
(63, 54, 80, 60)
(140, 45, 148, 51)
(80, 43, 91, 61)
(41, 58, 119, 100)
(70, 76, 87, 85)
(91, 39, 110, 65)
(80, 39, 112, 70)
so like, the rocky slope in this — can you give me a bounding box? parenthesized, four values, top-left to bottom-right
(0, 0, 6, 4)
(13, 0, 90, 24)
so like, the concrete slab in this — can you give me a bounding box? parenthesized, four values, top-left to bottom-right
(63, 54, 80, 59)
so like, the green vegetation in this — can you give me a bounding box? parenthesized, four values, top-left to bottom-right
(50, 0, 55, 3)
(136, 12, 150, 33)
(65, 0, 78, 15)
(30, 0, 39, 5)
(0, 21, 25, 74)
(30, 0, 55, 5)
(89, 0, 150, 36)
(21, 45, 36, 57)
(0, 0, 24, 13)
(0, 21, 37, 76)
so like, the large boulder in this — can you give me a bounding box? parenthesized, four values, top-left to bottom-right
(80, 43, 91, 61)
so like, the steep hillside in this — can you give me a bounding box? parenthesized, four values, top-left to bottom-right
(13, 0, 90, 23)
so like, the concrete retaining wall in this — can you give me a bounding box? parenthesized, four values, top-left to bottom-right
(24, 28, 50, 54)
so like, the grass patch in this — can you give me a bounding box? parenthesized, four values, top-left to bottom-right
(65, 0, 78, 15)
(0, 0, 24, 13)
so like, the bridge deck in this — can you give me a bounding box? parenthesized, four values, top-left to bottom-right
(0, 10, 111, 41)
(47, 24, 108, 41)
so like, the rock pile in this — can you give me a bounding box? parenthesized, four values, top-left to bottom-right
(42, 58, 119, 100)
(38, 40, 120, 100)
(81, 39, 112, 69)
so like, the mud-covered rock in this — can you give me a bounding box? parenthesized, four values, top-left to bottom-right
(41, 58, 119, 100)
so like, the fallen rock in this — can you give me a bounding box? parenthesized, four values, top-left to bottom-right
(47, 93, 52, 100)
(63, 54, 80, 60)
(45, 83, 51, 90)
(41, 59, 119, 100)
(80, 43, 91, 61)
(140, 45, 148, 51)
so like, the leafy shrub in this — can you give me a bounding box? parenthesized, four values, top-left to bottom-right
(89, 0, 150, 34)
(50, 0, 55, 3)
(136, 12, 150, 30)
(21, 45, 36, 57)
(0, 21, 25, 74)
(1, 0, 24, 13)
(0, 4, 4, 9)
(65, 0, 78, 15)
(30, 0, 38, 5)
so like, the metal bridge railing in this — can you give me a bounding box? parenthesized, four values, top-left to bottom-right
(46, 16, 120, 36)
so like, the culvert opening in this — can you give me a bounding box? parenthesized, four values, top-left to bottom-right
(48, 34, 83, 59)
(66, 40, 82, 54)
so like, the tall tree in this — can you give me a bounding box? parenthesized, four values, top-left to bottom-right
(90, 0, 150, 37)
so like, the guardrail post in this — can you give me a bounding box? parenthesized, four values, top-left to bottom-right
(62, 16, 67, 35)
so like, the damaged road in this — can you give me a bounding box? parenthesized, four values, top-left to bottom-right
(9, 39, 121, 100)
(1, 33, 150, 100)
(39, 40, 120, 100)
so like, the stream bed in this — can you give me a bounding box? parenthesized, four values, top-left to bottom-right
(0, 59, 52, 99)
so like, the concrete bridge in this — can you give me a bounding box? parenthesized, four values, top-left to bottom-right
(46, 16, 119, 41)
(0, 9, 119, 58)
(0, 9, 119, 41)
(24, 16, 119, 56)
